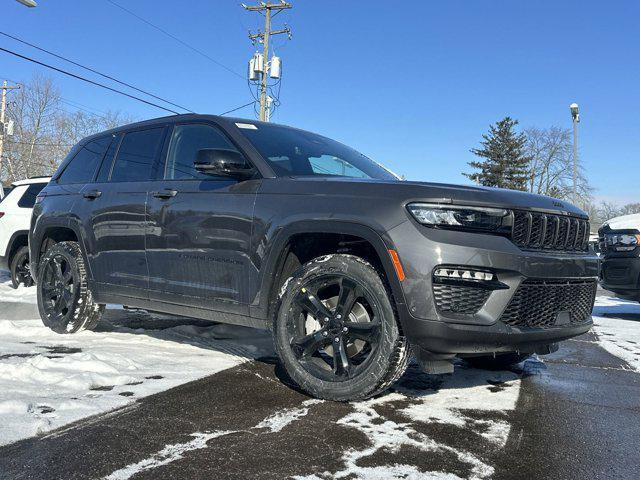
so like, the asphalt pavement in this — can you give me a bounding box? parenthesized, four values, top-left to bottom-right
(1, 294, 639, 480)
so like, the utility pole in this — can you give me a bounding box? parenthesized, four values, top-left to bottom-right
(570, 103, 580, 205)
(0, 81, 20, 198)
(243, 1, 292, 121)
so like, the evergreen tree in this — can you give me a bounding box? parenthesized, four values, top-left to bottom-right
(464, 117, 531, 190)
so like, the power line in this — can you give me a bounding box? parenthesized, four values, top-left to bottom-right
(0, 31, 193, 113)
(0, 46, 181, 114)
(2, 75, 120, 120)
(105, 0, 244, 80)
(219, 101, 256, 116)
(60, 98, 109, 118)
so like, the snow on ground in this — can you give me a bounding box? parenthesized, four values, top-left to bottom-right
(0, 270, 37, 304)
(593, 296, 640, 372)
(2, 262, 639, 480)
(321, 364, 523, 480)
(0, 271, 272, 446)
(105, 366, 521, 480)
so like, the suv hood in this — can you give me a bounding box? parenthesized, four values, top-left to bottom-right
(273, 177, 588, 218)
(601, 213, 640, 232)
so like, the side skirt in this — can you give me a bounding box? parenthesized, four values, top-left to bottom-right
(93, 290, 267, 330)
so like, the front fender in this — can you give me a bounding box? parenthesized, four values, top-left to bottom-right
(250, 219, 408, 323)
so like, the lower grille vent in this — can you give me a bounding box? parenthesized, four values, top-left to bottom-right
(500, 278, 596, 328)
(433, 284, 491, 315)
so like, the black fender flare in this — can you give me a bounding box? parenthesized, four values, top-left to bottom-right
(254, 219, 407, 318)
(29, 217, 89, 280)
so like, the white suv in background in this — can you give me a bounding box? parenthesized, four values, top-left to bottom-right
(0, 177, 50, 288)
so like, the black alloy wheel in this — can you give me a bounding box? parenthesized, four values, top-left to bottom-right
(288, 276, 382, 382)
(37, 241, 104, 334)
(41, 253, 76, 322)
(11, 246, 34, 288)
(275, 254, 410, 401)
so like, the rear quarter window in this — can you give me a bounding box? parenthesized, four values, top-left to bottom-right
(17, 183, 47, 208)
(57, 136, 112, 185)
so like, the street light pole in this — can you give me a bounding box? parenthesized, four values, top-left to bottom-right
(570, 103, 580, 205)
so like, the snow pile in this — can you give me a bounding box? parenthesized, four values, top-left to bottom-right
(593, 296, 640, 372)
(0, 272, 272, 446)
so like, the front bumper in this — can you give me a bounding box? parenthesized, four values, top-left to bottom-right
(397, 302, 592, 354)
(388, 220, 599, 353)
(600, 256, 640, 299)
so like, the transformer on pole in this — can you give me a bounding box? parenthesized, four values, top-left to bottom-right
(243, 1, 292, 121)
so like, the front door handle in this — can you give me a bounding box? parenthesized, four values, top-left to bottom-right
(152, 189, 178, 199)
(83, 190, 102, 200)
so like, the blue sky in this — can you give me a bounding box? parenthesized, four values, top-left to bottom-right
(1, 0, 637, 204)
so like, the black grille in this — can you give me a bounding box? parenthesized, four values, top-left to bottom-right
(512, 211, 589, 253)
(433, 284, 491, 314)
(500, 278, 597, 329)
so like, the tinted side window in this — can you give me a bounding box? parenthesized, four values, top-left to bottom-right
(57, 137, 112, 185)
(110, 128, 165, 182)
(17, 183, 46, 208)
(165, 124, 240, 180)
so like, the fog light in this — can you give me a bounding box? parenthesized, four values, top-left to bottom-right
(434, 268, 496, 282)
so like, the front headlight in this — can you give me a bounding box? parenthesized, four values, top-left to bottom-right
(407, 203, 512, 233)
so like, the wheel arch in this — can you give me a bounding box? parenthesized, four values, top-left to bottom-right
(257, 220, 407, 323)
(6, 230, 29, 268)
(30, 222, 84, 280)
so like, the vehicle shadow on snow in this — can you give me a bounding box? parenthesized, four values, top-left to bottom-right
(93, 307, 275, 361)
(93, 307, 530, 402)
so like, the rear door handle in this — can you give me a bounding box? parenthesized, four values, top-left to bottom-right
(152, 189, 178, 199)
(83, 190, 102, 200)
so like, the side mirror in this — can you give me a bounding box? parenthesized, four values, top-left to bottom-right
(194, 148, 255, 180)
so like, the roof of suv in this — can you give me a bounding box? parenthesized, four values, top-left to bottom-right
(78, 114, 281, 144)
(11, 177, 51, 187)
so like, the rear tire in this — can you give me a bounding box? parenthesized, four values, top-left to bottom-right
(465, 352, 530, 370)
(274, 254, 410, 401)
(10, 246, 33, 288)
(37, 241, 104, 334)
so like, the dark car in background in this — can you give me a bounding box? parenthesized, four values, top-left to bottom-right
(28, 114, 599, 401)
(599, 214, 640, 302)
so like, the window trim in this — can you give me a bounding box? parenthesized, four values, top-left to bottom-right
(159, 121, 258, 182)
(107, 125, 169, 183)
(92, 133, 120, 183)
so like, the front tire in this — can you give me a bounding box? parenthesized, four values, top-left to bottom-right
(274, 254, 410, 401)
(11, 246, 33, 288)
(37, 241, 104, 334)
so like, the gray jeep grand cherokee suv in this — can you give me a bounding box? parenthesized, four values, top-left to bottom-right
(30, 114, 599, 401)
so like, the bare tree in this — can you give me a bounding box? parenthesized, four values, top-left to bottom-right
(524, 126, 591, 204)
(2, 75, 135, 185)
(4, 74, 61, 180)
(620, 203, 640, 216)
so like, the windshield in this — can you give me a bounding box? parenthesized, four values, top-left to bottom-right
(237, 122, 398, 180)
